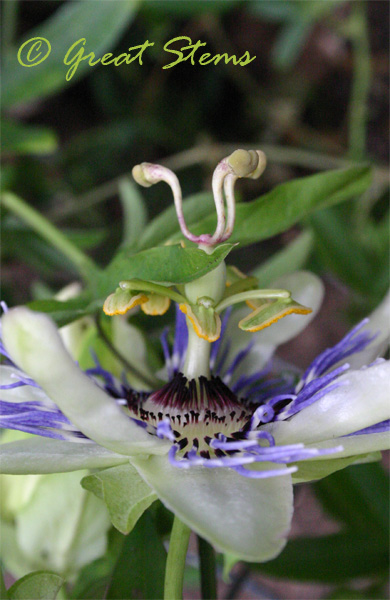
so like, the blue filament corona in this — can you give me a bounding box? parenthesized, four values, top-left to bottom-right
(0, 309, 387, 478)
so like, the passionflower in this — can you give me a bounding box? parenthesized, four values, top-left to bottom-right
(1, 151, 389, 563)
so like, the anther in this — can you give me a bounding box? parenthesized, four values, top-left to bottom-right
(178, 437, 188, 450)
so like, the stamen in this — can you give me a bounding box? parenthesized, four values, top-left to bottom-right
(347, 419, 390, 436)
(249, 404, 275, 429)
(282, 364, 350, 419)
(233, 465, 297, 479)
(299, 319, 375, 385)
(0, 301, 9, 313)
(156, 419, 176, 441)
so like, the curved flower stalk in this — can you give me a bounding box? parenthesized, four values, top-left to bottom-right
(1, 150, 389, 564)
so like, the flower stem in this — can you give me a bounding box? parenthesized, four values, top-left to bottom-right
(164, 515, 191, 600)
(2, 0, 18, 50)
(182, 322, 211, 380)
(1, 192, 99, 282)
(348, 0, 370, 161)
(0, 567, 8, 599)
(197, 535, 217, 600)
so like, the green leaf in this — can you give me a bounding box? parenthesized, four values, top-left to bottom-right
(295, 0, 344, 21)
(23, 241, 234, 325)
(253, 229, 314, 286)
(118, 178, 148, 249)
(313, 463, 390, 538)
(270, 0, 344, 68)
(1, 120, 58, 155)
(172, 166, 372, 247)
(2, 1, 138, 107)
(310, 206, 372, 292)
(7, 572, 63, 600)
(70, 529, 124, 600)
(98, 242, 234, 296)
(66, 229, 107, 250)
(272, 20, 310, 69)
(81, 464, 157, 535)
(2, 230, 76, 277)
(253, 532, 389, 582)
(139, 192, 215, 250)
(325, 587, 378, 600)
(142, 0, 238, 16)
(249, 0, 297, 22)
(2, 221, 105, 279)
(26, 295, 97, 328)
(62, 121, 137, 188)
(105, 512, 166, 600)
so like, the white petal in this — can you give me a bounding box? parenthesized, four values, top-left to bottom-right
(2, 308, 168, 456)
(222, 309, 275, 376)
(0, 437, 129, 474)
(266, 361, 390, 445)
(1, 365, 52, 405)
(348, 289, 390, 369)
(291, 455, 358, 484)
(111, 316, 159, 389)
(304, 431, 390, 458)
(132, 455, 293, 562)
(55, 282, 83, 302)
(368, 289, 390, 340)
(291, 436, 389, 484)
(55, 283, 95, 360)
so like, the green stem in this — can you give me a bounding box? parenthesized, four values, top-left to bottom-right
(164, 516, 191, 600)
(348, 0, 370, 161)
(182, 320, 211, 380)
(215, 289, 290, 313)
(1, 192, 99, 282)
(55, 585, 68, 600)
(197, 536, 217, 600)
(2, 0, 19, 51)
(0, 567, 8, 599)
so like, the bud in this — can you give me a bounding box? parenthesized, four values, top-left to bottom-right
(0, 431, 111, 579)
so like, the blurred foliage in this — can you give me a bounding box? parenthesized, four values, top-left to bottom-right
(253, 463, 389, 582)
(1, 0, 388, 310)
(1, 1, 389, 599)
